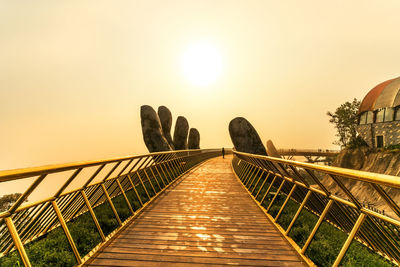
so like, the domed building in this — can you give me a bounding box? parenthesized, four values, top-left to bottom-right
(357, 76, 400, 148)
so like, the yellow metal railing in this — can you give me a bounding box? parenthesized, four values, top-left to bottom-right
(0, 149, 220, 266)
(232, 150, 400, 266)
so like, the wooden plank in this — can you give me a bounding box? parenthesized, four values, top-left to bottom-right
(85, 156, 307, 266)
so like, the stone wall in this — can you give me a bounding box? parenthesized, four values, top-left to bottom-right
(357, 121, 400, 148)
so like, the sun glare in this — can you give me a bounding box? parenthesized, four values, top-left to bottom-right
(181, 42, 222, 87)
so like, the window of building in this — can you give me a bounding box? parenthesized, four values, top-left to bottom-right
(376, 135, 384, 148)
(395, 107, 400, 121)
(359, 112, 367, 124)
(376, 109, 385, 123)
(384, 107, 394, 122)
(366, 111, 374, 124)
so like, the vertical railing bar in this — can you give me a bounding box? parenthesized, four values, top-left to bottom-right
(149, 167, 162, 191)
(165, 160, 178, 180)
(286, 190, 312, 234)
(136, 172, 151, 200)
(126, 173, 144, 207)
(100, 184, 122, 226)
(260, 176, 277, 204)
(255, 173, 271, 199)
(237, 159, 247, 178)
(246, 167, 260, 188)
(41, 193, 77, 234)
(165, 158, 179, 180)
(332, 213, 366, 267)
(115, 178, 135, 215)
(51, 201, 82, 264)
(301, 199, 334, 254)
(275, 184, 297, 222)
(4, 217, 32, 267)
(266, 179, 286, 212)
(244, 165, 256, 185)
(238, 161, 249, 180)
(17, 203, 52, 245)
(81, 191, 106, 242)
(251, 170, 265, 194)
(151, 155, 168, 184)
(159, 161, 173, 183)
(153, 164, 167, 187)
(143, 169, 157, 195)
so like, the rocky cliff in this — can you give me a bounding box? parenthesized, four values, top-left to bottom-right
(324, 148, 400, 218)
(333, 147, 400, 176)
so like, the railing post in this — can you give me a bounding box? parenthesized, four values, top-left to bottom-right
(80, 191, 106, 242)
(247, 168, 261, 188)
(155, 163, 171, 184)
(286, 190, 312, 235)
(260, 176, 277, 204)
(143, 169, 157, 194)
(153, 164, 167, 187)
(100, 184, 122, 226)
(266, 180, 286, 212)
(255, 173, 270, 199)
(126, 174, 144, 206)
(136, 172, 151, 199)
(149, 167, 162, 190)
(115, 179, 135, 215)
(4, 217, 32, 267)
(160, 161, 174, 182)
(332, 213, 366, 267)
(51, 201, 82, 264)
(275, 184, 297, 222)
(301, 199, 334, 254)
(251, 170, 265, 194)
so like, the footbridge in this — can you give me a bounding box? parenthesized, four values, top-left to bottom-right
(0, 149, 400, 266)
(278, 149, 340, 164)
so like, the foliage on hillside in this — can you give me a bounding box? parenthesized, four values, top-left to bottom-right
(0, 193, 23, 212)
(327, 98, 367, 148)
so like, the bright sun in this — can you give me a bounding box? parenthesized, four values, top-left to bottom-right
(181, 42, 222, 86)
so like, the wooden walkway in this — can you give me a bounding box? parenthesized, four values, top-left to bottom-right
(85, 156, 307, 266)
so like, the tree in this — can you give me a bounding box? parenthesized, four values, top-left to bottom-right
(327, 98, 363, 148)
(0, 193, 23, 212)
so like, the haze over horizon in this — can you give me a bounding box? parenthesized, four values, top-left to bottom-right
(1, 1, 400, 172)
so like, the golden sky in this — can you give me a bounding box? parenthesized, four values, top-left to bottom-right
(1, 0, 400, 174)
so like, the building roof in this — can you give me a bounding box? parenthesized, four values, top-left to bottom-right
(359, 76, 400, 113)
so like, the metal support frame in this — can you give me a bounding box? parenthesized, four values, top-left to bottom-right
(232, 149, 400, 266)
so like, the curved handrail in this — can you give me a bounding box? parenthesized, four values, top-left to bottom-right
(0, 148, 221, 266)
(235, 150, 400, 188)
(232, 149, 400, 266)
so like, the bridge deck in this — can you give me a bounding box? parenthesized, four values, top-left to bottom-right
(85, 156, 307, 266)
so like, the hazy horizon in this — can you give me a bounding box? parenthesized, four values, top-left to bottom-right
(1, 1, 400, 172)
